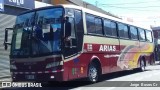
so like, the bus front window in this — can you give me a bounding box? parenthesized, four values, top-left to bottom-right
(11, 8, 63, 58)
(32, 8, 62, 56)
(11, 12, 34, 57)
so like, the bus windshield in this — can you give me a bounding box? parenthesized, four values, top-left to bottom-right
(11, 8, 63, 58)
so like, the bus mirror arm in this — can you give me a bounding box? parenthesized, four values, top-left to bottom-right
(4, 28, 13, 50)
(63, 15, 74, 22)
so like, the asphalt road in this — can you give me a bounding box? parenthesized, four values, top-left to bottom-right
(1, 64, 160, 90)
(71, 64, 160, 90)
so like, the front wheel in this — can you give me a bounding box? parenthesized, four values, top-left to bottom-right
(88, 62, 99, 83)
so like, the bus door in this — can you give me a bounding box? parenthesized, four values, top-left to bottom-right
(63, 9, 84, 57)
(63, 9, 84, 80)
(63, 10, 78, 58)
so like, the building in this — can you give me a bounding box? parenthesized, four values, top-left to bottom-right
(0, 0, 35, 78)
(35, 0, 120, 18)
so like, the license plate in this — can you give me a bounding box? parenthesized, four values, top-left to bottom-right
(26, 75, 35, 80)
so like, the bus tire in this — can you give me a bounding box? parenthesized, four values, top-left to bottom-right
(139, 58, 146, 72)
(88, 62, 99, 83)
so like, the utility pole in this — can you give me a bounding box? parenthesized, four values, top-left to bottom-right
(95, 1, 98, 7)
(154, 20, 157, 26)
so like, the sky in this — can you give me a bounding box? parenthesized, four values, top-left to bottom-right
(83, 0, 160, 28)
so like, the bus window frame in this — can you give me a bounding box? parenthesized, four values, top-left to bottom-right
(138, 28, 147, 42)
(103, 18, 118, 38)
(85, 13, 104, 36)
(129, 25, 139, 41)
(117, 22, 130, 40)
(145, 30, 153, 43)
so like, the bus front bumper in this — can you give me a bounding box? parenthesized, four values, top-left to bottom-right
(11, 71, 64, 82)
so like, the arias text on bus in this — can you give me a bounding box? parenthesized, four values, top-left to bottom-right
(99, 45, 116, 52)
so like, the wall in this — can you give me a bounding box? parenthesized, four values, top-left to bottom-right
(0, 13, 16, 79)
(35, 1, 52, 8)
(0, 5, 29, 79)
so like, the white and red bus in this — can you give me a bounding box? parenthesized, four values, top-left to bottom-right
(4, 5, 154, 82)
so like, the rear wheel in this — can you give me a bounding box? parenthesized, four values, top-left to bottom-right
(88, 62, 99, 83)
(140, 58, 146, 71)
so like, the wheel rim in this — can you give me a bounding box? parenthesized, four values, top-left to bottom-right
(89, 65, 97, 82)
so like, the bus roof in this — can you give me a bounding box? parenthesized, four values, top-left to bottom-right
(62, 4, 151, 31)
(19, 4, 151, 31)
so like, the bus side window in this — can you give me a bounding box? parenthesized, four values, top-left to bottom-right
(95, 18, 103, 35)
(138, 28, 146, 41)
(118, 23, 129, 39)
(130, 26, 138, 40)
(86, 13, 103, 35)
(146, 30, 153, 42)
(74, 10, 84, 52)
(86, 14, 96, 34)
(103, 19, 117, 37)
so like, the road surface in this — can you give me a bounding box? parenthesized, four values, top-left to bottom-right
(71, 64, 160, 90)
(1, 64, 160, 90)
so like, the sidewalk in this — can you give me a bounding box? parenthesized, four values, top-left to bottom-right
(0, 75, 12, 82)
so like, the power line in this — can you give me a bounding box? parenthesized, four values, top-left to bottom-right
(96, 1, 160, 12)
(101, 5, 160, 12)
(101, 5, 160, 8)
(101, 0, 160, 5)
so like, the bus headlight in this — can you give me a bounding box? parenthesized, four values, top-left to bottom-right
(10, 65, 17, 70)
(46, 61, 63, 69)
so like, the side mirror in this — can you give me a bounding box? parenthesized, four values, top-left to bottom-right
(4, 28, 13, 50)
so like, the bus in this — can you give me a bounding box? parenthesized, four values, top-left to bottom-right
(4, 5, 154, 82)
